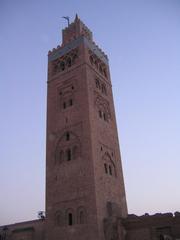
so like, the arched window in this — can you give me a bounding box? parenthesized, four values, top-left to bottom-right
(56, 149, 64, 164)
(66, 149, 71, 161)
(79, 211, 85, 224)
(66, 132, 70, 141)
(63, 102, 66, 109)
(60, 61, 65, 71)
(55, 131, 81, 164)
(57, 62, 61, 71)
(99, 65, 103, 74)
(103, 69, 107, 78)
(103, 112, 107, 121)
(104, 163, 108, 174)
(55, 211, 63, 226)
(103, 152, 116, 177)
(89, 55, 94, 64)
(109, 165, 112, 175)
(66, 57, 72, 67)
(99, 110, 102, 118)
(77, 207, 87, 224)
(69, 99, 73, 106)
(102, 84, 107, 95)
(66, 209, 74, 226)
(95, 60, 98, 69)
(68, 213, 73, 225)
(96, 79, 100, 89)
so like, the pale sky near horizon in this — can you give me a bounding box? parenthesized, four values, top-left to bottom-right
(0, 0, 180, 225)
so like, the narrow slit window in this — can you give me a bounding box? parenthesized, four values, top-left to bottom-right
(68, 213, 73, 226)
(69, 99, 73, 106)
(67, 57, 72, 67)
(103, 69, 107, 78)
(63, 102, 66, 109)
(104, 163, 108, 174)
(60, 61, 65, 71)
(79, 211, 85, 224)
(102, 85, 107, 95)
(90, 55, 94, 64)
(99, 110, 102, 118)
(109, 165, 112, 175)
(66, 149, 71, 161)
(103, 112, 107, 121)
(66, 132, 70, 141)
(96, 79, 100, 89)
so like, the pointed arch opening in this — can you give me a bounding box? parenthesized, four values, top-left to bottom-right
(77, 207, 87, 224)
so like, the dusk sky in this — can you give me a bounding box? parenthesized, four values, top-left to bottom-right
(0, 0, 180, 225)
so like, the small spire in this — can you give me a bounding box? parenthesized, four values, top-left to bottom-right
(75, 14, 79, 21)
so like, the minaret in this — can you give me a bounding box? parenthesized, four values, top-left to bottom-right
(46, 15, 127, 240)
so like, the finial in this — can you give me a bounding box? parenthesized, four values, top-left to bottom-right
(62, 16, 70, 26)
(75, 14, 79, 21)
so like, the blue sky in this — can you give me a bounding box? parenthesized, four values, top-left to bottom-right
(0, 0, 180, 225)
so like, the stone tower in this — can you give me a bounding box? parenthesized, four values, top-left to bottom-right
(46, 15, 127, 240)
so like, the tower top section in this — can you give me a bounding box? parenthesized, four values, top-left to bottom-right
(48, 15, 108, 65)
(62, 14, 93, 45)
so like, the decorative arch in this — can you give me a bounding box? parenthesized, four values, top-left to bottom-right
(77, 206, 87, 224)
(102, 152, 116, 177)
(54, 130, 81, 164)
(65, 208, 75, 226)
(55, 210, 64, 227)
(52, 47, 78, 75)
(95, 95, 111, 122)
(66, 57, 72, 67)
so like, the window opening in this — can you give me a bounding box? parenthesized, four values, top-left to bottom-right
(55, 211, 64, 226)
(99, 65, 103, 74)
(104, 164, 108, 174)
(69, 99, 73, 106)
(96, 79, 100, 89)
(63, 102, 66, 109)
(103, 112, 107, 121)
(60, 61, 65, 71)
(66, 132, 70, 141)
(67, 57, 72, 67)
(99, 110, 102, 118)
(109, 165, 112, 175)
(90, 55, 94, 64)
(66, 149, 71, 161)
(79, 211, 85, 224)
(68, 213, 73, 225)
(102, 85, 107, 95)
(95, 60, 98, 69)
